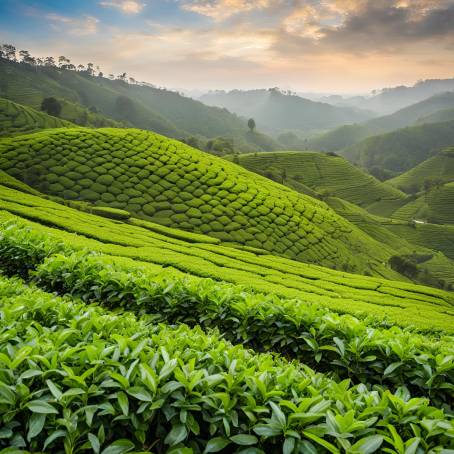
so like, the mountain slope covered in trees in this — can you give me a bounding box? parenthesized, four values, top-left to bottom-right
(0, 56, 279, 152)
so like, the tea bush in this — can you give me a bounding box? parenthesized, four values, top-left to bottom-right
(0, 188, 453, 332)
(0, 127, 399, 276)
(1, 275, 453, 452)
(0, 219, 453, 407)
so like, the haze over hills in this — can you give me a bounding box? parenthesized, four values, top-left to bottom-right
(199, 88, 374, 134)
(0, 57, 281, 153)
(310, 91, 454, 152)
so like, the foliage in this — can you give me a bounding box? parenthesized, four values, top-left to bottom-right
(1, 274, 453, 452)
(41, 97, 62, 117)
(0, 127, 400, 275)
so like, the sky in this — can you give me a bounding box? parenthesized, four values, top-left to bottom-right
(1, 0, 454, 94)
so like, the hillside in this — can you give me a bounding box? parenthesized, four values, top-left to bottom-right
(0, 97, 72, 135)
(0, 58, 279, 152)
(199, 88, 373, 134)
(0, 127, 405, 276)
(358, 78, 454, 114)
(341, 119, 454, 174)
(388, 148, 454, 192)
(230, 151, 405, 209)
(1, 179, 454, 328)
(228, 151, 454, 288)
(310, 91, 454, 151)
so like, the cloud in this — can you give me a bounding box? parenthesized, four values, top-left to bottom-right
(99, 0, 145, 14)
(46, 13, 99, 35)
(181, 0, 273, 21)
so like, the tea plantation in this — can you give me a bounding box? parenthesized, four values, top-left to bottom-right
(1, 129, 454, 453)
(388, 147, 454, 192)
(1, 178, 454, 451)
(231, 151, 405, 209)
(0, 127, 400, 276)
(0, 97, 72, 136)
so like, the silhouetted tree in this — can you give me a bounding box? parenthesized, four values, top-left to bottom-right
(248, 118, 256, 132)
(41, 97, 62, 117)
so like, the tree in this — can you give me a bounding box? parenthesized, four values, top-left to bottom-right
(248, 118, 256, 132)
(44, 56, 56, 67)
(1, 44, 16, 61)
(41, 97, 62, 117)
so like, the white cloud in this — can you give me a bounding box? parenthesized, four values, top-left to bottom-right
(46, 13, 99, 35)
(99, 0, 145, 14)
(181, 0, 272, 21)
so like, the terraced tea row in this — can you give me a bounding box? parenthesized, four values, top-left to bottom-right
(231, 151, 405, 209)
(1, 275, 453, 452)
(388, 148, 454, 193)
(0, 97, 72, 136)
(1, 185, 454, 333)
(0, 127, 397, 275)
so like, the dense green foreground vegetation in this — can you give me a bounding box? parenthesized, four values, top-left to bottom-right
(0, 127, 401, 276)
(1, 184, 453, 331)
(1, 274, 453, 452)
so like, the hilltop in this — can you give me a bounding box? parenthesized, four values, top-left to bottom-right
(0, 127, 399, 276)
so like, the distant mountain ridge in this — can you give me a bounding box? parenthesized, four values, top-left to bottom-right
(199, 88, 374, 134)
(310, 91, 454, 152)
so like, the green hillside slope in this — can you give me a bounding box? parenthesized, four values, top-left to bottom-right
(0, 127, 401, 276)
(0, 58, 279, 152)
(311, 92, 454, 151)
(1, 182, 454, 331)
(0, 97, 72, 135)
(388, 147, 454, 192)
(230, 151, 405, 209)
(341, 119, 454, 174)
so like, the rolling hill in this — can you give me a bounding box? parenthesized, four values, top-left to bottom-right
(341, 119, 454, 174)
(0, 97, 72, 135)
(0, 127, 401, 276)
(199, 88, 373, 134)
(388, 147, 454, 192)
(310, 91, 454, 152)
(229, 151, 406, 209)
(0, 58, 279, 152)
(227, 151, 454, 289)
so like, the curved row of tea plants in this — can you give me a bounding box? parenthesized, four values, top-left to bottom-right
(1, 220, 453, 407)
(0, 127, 396, 275)
(1, 274, 454, 453)
(1, 192, 454, 333)
(231, 151, 405, 209)
(0, 97, 72, 136)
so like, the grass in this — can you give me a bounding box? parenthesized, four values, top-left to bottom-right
(0, 97, 72, 136)
(1, 184, 454, 332)
(230, 151, 405, 209)
(0, 127, 402, 276)
(388, 147, 454, 192)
